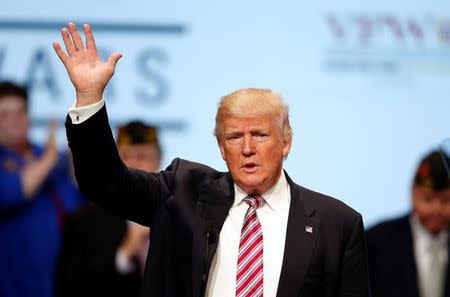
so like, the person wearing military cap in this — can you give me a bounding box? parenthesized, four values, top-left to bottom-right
(366, 150, 450, 297)
(56, 121, 161, 297)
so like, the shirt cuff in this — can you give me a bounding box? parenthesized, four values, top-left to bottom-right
(115, 249, 135, 274)
(67, 99, 105, 124)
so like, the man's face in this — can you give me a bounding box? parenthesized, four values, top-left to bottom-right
(412, 186, 450, 235)
(0, 95, 29, 148)
(218, 114, 291, 194)
(118, 143, 161, 172)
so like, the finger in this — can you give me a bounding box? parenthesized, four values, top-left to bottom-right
(83, 24, 97, 51)
(106, 52, 123, 68)
(52, 42, 69, 64)
(48, 119, 59, 130)
(46, 120, 58, 145)
(68, 22, 85, 50)
(61, 28, 76, 56)
(48, 120, 58, 137)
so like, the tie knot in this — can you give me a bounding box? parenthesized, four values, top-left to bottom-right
(243, 194, 265, 209)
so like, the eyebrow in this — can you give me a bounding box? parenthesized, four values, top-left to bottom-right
(224, 131, 243, 137)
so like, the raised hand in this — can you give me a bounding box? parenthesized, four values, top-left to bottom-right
(21, 120, 59, 199)
(53, 23, 122, 107)
(44, 120, 59, 165)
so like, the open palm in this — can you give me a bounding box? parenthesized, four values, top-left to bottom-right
(53, 23, 122, 106)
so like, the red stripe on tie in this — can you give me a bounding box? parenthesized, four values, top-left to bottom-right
(236, 195, 264, 297)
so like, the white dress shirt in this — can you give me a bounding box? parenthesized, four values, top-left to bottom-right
(411, 215, 448, 297)
(205, 173, 291, 297)
(68, 100, 292, 297)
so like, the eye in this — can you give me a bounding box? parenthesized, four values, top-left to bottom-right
(252, 133, 268, 143)
(226, 134, 242, 144)
(255, 133, 268, 140)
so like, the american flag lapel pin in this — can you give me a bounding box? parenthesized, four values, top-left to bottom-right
(305, 226, 313, 233)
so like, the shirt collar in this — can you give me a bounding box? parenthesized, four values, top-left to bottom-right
(232, 171, 290, 215)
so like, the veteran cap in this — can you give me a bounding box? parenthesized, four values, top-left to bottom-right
(413, 150, 450, 191)
(117, 121, 159, 147)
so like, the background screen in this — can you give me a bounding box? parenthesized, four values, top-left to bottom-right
(1, 0, 449, 226)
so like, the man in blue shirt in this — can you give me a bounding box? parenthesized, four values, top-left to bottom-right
(0, 81, 85, 297)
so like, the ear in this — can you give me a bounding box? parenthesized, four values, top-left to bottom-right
(282, 137, 292, 158)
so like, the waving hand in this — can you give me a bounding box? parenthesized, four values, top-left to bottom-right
(53, 23, 122, 107)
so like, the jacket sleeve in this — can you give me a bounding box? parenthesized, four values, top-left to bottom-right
(65, 105, 177, 227)
(339, 214, 371, 297)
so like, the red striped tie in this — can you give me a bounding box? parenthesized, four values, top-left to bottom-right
(236, 194, 265, 297)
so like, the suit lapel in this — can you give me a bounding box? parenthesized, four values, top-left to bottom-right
(400, 217, 420, 297)
(404, 216, 450, 297)
(276, 174, 319, 297)
(191, 171, 320, 297)
(192, 173, 234, 297)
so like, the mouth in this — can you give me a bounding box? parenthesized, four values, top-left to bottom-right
(242, 163, 258, 173)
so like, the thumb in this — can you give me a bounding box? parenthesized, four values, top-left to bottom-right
(47, 120, 58, 141)
(106, 52, 123, 68)
(48, 119, 58, 133)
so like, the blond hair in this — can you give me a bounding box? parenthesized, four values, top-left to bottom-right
(214, 88, 293, 142)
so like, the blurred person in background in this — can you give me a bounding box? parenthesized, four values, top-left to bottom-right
(0, 81, 85, 297)
(367, 150, 450, 297)
(56, 121, 161, 297)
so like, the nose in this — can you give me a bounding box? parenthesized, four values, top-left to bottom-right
(242, 135, 255, 156)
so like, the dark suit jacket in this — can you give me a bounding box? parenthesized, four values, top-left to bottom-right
(366, 215, 450, 297)
(65, 106, 370, 297)
(55, 202, 142, 297)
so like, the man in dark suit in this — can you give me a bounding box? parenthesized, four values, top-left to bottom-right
(52, 22, 370, 297)
(366, 150, 450, 297)
(55, 122, 161, 297)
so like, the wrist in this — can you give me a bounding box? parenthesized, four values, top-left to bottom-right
(42, 147, 58, 166)
(119, 244, 134, 259)
(75, 90, 103, 107)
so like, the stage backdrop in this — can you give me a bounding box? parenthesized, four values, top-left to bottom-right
(1, 0, 449, 226)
